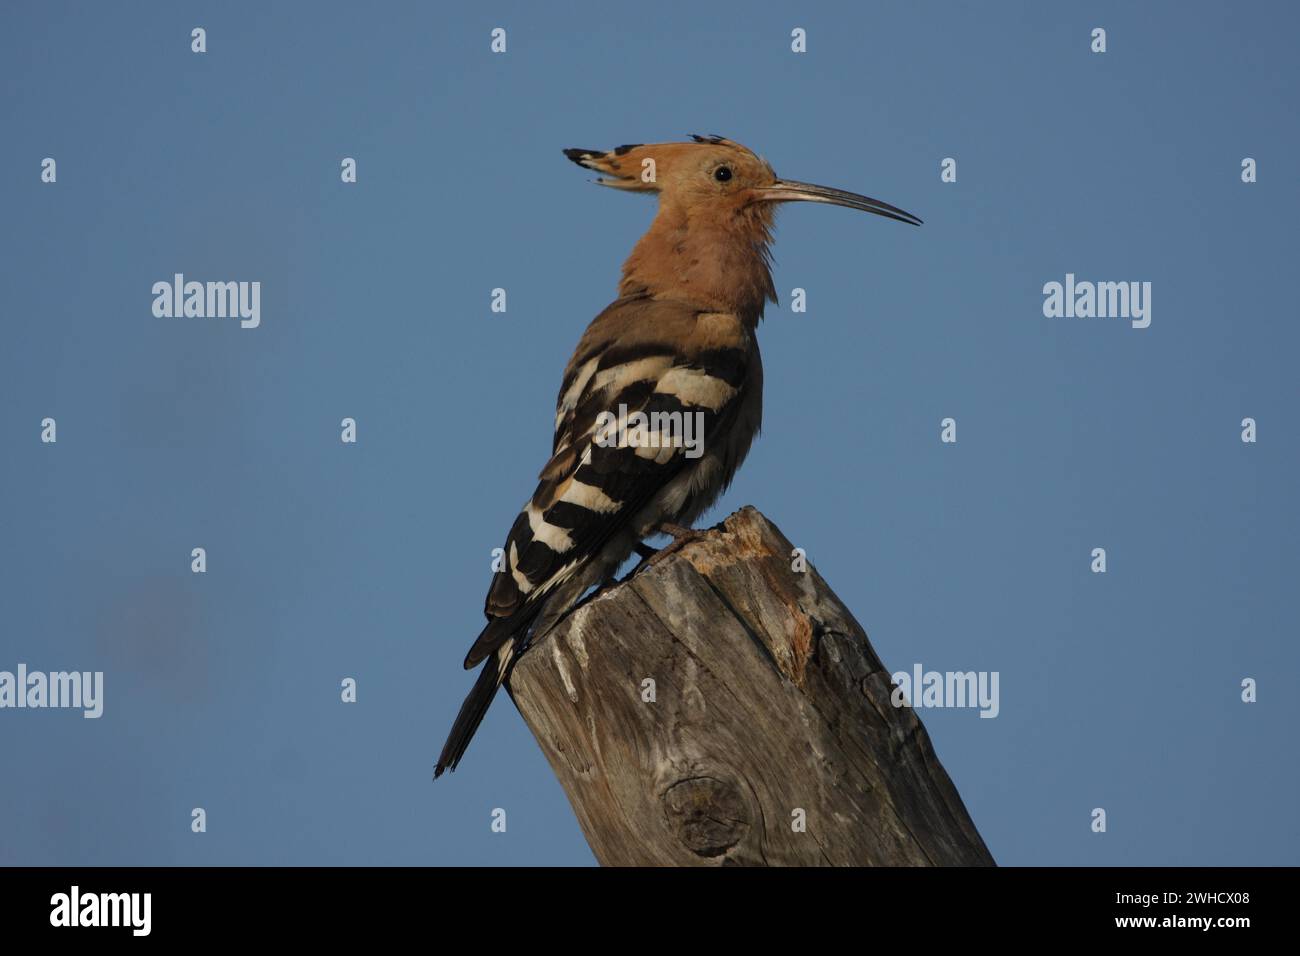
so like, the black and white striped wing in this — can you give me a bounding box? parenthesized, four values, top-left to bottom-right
(463, 305, 749, 668)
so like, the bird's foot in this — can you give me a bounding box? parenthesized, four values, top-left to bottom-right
(637, 522, 708, 569)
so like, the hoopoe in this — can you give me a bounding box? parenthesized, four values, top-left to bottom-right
(435, 135, 920, 776)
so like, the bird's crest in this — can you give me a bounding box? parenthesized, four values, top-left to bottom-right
(563, 135, 763, 193)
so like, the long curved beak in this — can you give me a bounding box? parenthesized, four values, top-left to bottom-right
(755, 180, 922, 226)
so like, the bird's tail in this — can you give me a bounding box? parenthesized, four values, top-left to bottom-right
(434, 638, 515, 778)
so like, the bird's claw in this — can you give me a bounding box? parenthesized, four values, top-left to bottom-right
(635, 522, 707, 570)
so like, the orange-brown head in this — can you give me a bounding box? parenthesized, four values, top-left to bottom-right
(563, 135, 920, 319)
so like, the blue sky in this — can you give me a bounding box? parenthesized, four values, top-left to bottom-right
(1, 1, 1296, 865)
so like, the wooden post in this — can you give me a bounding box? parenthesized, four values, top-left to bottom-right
(508, 506, 995, 866)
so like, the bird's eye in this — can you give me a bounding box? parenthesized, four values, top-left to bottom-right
(713, 166, 733, 183)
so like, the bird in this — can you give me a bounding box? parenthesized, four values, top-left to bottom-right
(434, 134, 920, 777)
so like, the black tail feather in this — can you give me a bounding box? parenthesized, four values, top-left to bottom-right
(464, 604, 541, 669)
(434, 642, 514, 778)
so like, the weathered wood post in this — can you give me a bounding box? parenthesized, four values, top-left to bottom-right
(508, 506, 995, 866)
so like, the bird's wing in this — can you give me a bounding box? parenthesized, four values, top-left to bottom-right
(463, 295, 754, 668)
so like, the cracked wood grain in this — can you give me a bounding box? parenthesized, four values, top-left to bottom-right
(507, 506, 995, 867)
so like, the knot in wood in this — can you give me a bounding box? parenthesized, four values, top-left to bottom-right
(661, 776, 749, 857)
